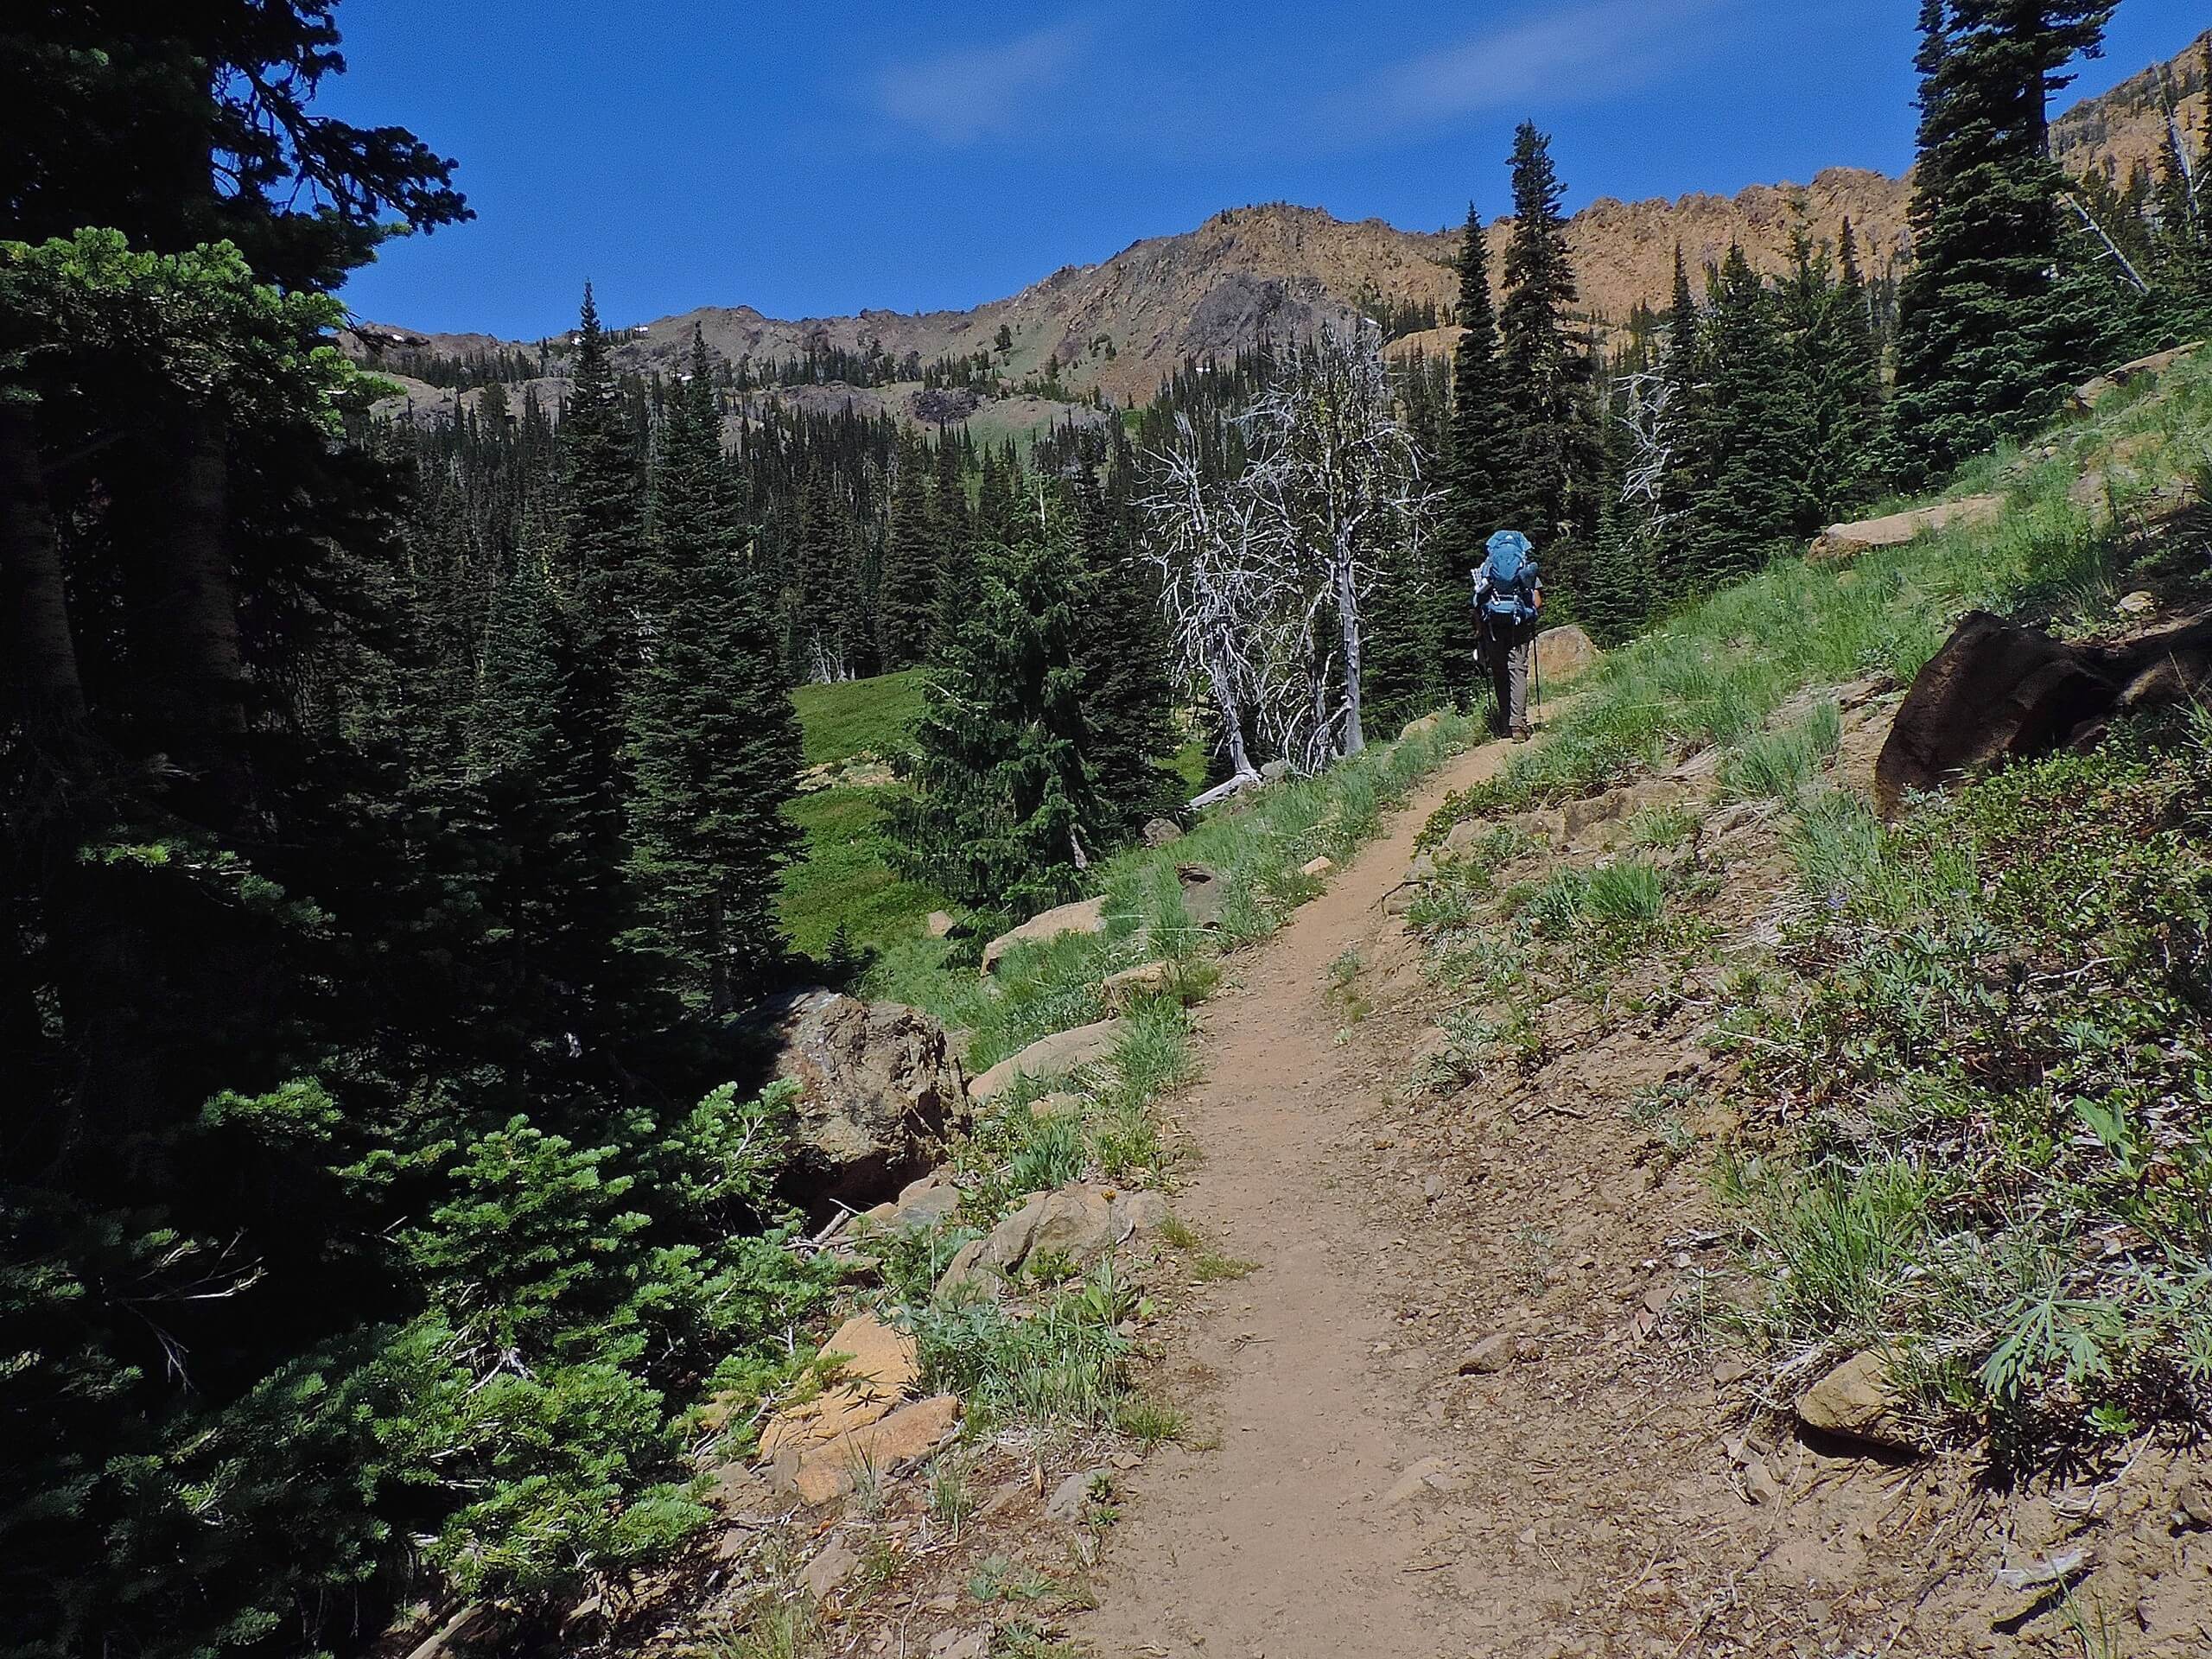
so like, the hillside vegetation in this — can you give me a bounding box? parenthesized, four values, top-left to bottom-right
(1417, 350, 2212, 1468)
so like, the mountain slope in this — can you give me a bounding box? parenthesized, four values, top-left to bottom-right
(353, 30, 2209, 417)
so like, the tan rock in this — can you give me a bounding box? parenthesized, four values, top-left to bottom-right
(786, 1395, 962, 1505)
(966, 1017, 1128, 1102)
(1398, 713, 1441, 741)
(1796, 1351, 1916, 1451)
(925, 910, 957, 939)
(1535, 624, 1601, 684)
(1455, 1333, 1513, 1376)
(980, 894, 1109, 975)
(801, 1537, 860, 1601)
(1808, 495, 2003, 563)
(760, 1314, 919, 1457)
(1300, 855, 1335, 877)
(1101, 959, 1176, 1012)
(2071, 340, 2203, 409)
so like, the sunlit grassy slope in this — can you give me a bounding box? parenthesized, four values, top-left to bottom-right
(780, 670, 938, 954)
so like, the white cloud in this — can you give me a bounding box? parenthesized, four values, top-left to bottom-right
(1345, 0, 1738, 136)
(874, 21, 1096, 145)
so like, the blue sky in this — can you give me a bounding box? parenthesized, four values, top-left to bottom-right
(324, 0, 2209, 340)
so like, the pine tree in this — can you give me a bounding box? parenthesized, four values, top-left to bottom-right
(1498, 123, 1601, 599)
(1684, 246, 1815, 584)
(1068, 466, 1177, 836)
(1440, 203, 1509, 700)
(1891, 0, 2119, 486)
(930, 435, 979, 657)
(559, 283, 648, 664)
(625, 330, 801, 1014)
(890, 500, 1101, 908)
(876, 425, 937, 667)
(1653, 245, 1707, 566)
(1778, 220, 1886, 524)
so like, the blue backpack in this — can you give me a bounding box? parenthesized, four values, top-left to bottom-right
(1478, 531, 1541, 626)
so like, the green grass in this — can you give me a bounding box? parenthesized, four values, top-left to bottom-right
(778, 785, 943, 956)
(791, 668, 925, 767)
(1420, 348, 2212, 849)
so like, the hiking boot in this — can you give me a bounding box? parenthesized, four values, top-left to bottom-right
(1511, 724, 1532, 743)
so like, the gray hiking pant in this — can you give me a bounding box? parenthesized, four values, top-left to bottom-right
(1488, 626, 1533, 734)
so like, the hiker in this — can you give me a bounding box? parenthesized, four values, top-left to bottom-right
(1473, 529, 1544, 741)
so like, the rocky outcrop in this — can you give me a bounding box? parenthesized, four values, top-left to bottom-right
(763, 989, 967, 1218)
(2069, 341, 2205, 410)
(980, 895, 1108, 976)
(966, 1018, 1129, 1103)
(1875, 610, 2212, 817)
(1808, 495, 2003, 563)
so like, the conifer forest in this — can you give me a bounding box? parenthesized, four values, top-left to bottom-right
(4, 4, 2212, 1657)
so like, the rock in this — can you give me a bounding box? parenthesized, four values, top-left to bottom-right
(1443, 818, 1485, 855)
(927, 1633, 989, 1659)
(801, 1537, 860, 1601)
(764, 989, 969, 1220)
(1712, 1357, 1754, 1389)
(760, 1314, 921, 1456)
(1300, 855, 1335, 877)
(1741, 1457, 1782, 1507)
(1874, 610, 2212, 817)
(1562, 787, 1631, 839)
(940, 1184, 1172, 1291)
(1045, 1468, 1109, 1523)
(1032, 1090, 1088, 1121)
(925, 910, 957, 939)
(2177, 1482, 2212, 1529)
(1796, 1351, 1915, 1451)
(1406, 854, 1437, 884)
(1456, 1334, 1513, 1376)
(1808, 495, 2004, 563)
(966, 1017, 1128, 1103)
(1702, 800, 1763, 841)
(1101, 959, 1177, 1012)
(1380, 1456, 1461, 1506)
(1535, 624, 1601, 685)
(1260, 759, 1293, 784)
(933, 1237, 995, 1300)
(1113, 1189, 1173, 1234)
(2070, 340, 2204, 409)
(1421, 1174, 1444, 1203)
(2117, 589, 2158, 618)
(1177, 863, 1228, 929)
(1399, 713, 1441, 741)
(866, 1173, 959, 1234)
(779, 1394, 962, 1506)
(1141, 817, 1185, 849)
(981, 894, 1109, 976)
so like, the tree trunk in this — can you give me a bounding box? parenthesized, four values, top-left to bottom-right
(0, 401, 90, 757)
(1336, 554, 1366, 757)
(128, 408, 251, 830)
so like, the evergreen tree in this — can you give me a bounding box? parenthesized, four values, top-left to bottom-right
(1497, 122, 1600, 594)
(1779, 220, 1886, 523)
(930, 435, 980, 657)
(1068, 466, 1178, 835)
(1653, 245, 1707, 565)
(876, 425, 937, 667)
(1440, 203, 1509, 699)
(890, 502, 1102, 908)
(558, 283, 648, 662)
(1891, 0, 2119, 485)
(1684, 245, 1815, 584)
(625, 330, 800, 1014)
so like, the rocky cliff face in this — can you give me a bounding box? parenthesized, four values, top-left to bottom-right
(353, 32, 2209, 419)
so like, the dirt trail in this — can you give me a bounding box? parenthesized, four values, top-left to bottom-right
(1078, 738, 1516, 1658)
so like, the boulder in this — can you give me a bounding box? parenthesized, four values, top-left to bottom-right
(1874, 609, 2212, 817)
(1796, 1351, 1915, 1452)
(1534, 625, 1601, 685)
(1399, 713, 1442, 742)
(1141, 817, 1185, 849)
(2070, 340, 2203, 410)
(1260, 759, 1293, 784)
(1177, 863, 1228, 930)
(939, 1184, 1175, 1291)
(765, 989, 968, 1219)
(966, 1018, 1129, 1103)
(981, 894, 1109, 976)
(1101, 960, 1177, 1012)
(1300, 856, 1335, 877)
(1808, 495, 2003, 563)
(858, 1173, 962, 1236)
(925, 910, 957, 939)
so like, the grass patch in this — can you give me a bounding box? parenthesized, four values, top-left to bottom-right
(791, 668, 925, 766)
(1716, 712, 2212, 1464)
(779, 785, 944, 954)
(1719, 702, 1842, 804)
(1191, 1251, 1259, 1283)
